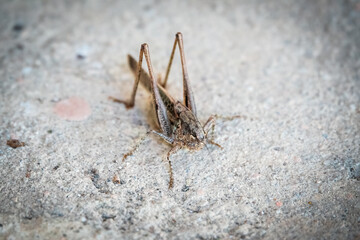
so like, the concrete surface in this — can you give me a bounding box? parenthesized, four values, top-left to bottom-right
(0, 0, 359, 239)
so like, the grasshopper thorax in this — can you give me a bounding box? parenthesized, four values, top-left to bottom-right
(174, 101, 205, 150)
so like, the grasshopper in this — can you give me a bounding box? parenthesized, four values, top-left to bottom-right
(110, 32, 234, 188)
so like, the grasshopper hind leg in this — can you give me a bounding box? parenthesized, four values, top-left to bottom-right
(162, 32, 197, 116)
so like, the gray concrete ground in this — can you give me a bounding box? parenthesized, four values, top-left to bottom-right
(0, 0, 359, 239)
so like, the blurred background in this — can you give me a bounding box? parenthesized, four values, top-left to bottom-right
(0, 0, 359, 239)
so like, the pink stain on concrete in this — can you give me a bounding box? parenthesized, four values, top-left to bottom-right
(54, 97, 91, 121)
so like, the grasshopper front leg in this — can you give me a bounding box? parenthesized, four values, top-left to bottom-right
(203, 114, 252, 149)
(202, 116, 223, 149)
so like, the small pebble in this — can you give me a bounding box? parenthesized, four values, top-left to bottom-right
(112, 175, 121, 184)
(7, 139, 25, 148)
(13, 23, 24, 32)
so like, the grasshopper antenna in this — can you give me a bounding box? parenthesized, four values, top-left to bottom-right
(122, 130, 151, 162)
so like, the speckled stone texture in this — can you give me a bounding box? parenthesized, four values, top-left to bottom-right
(0, 0, 359, 239)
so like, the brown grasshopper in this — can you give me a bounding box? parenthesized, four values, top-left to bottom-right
(110, 32, 238, 188)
